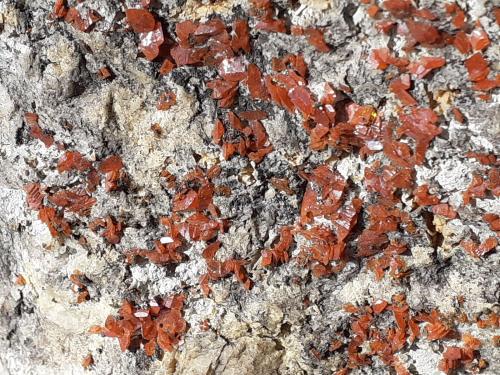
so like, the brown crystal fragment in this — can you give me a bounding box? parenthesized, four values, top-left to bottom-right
(231, 19, 251, 53)
(413, 185, 439, 206)
(15, 275, 27, 286)
(24, 182, 45, 210)
(453, 31, 471, 54)
(470, 28, 490, 51)
(64, 8, 100, 32)
(98, 67, 112, 80)
(382, 0, 414, 18)
(89, 216, 124, 244)
(255, 18, 286, 33)
(390, 74, 417, 106)
(38, 206, 72, 237)
(159, 59, 175, 75)
(139, 22, 165, 61)
(125, 9, 156, 33)
(247, 64, 268, 100)
(432, 204, 457, 219)
(406, 20, 441, 45)
(25, 112, 54, 148)
(212, 119, 224, 145)
(408, 56, 446, 79)
(82, 354, 94, 369)
(58, 151, 92, 173)
(157, 91, 177, 111)
(48, 189, 96, 216)
(397, 107, 441, 164)
(261, 227, 294, 267)
(99, 155, 124, 173)
(465, 53, 490, 82)
(461, 237, 497, 258)
(53, 0, 68, 19)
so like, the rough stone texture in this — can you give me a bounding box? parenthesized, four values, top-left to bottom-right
(0, 1, 499, 375)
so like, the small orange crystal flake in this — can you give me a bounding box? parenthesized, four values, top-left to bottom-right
(157, 91, 177, 111)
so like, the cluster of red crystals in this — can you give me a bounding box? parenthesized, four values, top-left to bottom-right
(25, 112, 54, 148)
(463, 169, 500, 204)
(348, 105, 386, 154)
(416, 309, 454, 341)
(70, 270, 90, 303)
(364, 161, 414, 201)
(214, 112, 273, 163)
(262, 54, 312, 115)
(126, 167, 245, 288)
(53, 1, 101, 32)
(460, 237, 498, 258)
(57, 150, 101, 193)
(24, 158, 76, 238)
(337, 294, 423, 373)
(288, 166, 364, 277)
(89, 216, 124, 245)
(199, 241, 253, 296)
(36, 2, 498, 368)
(91, 295, 187, 356)
(24, 131, 129, 239)
(397, 107, 441, 164)
(57, 151, 92, 173)
(300, 165, 346, 224)
(261, 227, 294, 266)
(438, 334, 487, 375)
(171, 18, 235, 68)
(128, 217, 185, 264)
(332, 293, 486, 374)
(179, 213, 225, 241)
(48, 189, 96, 217)
(477, 312, 499, 329)
(171, 167, 217, 212)
(366, 1, 443, 47)
(366, 240, 408, 281)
